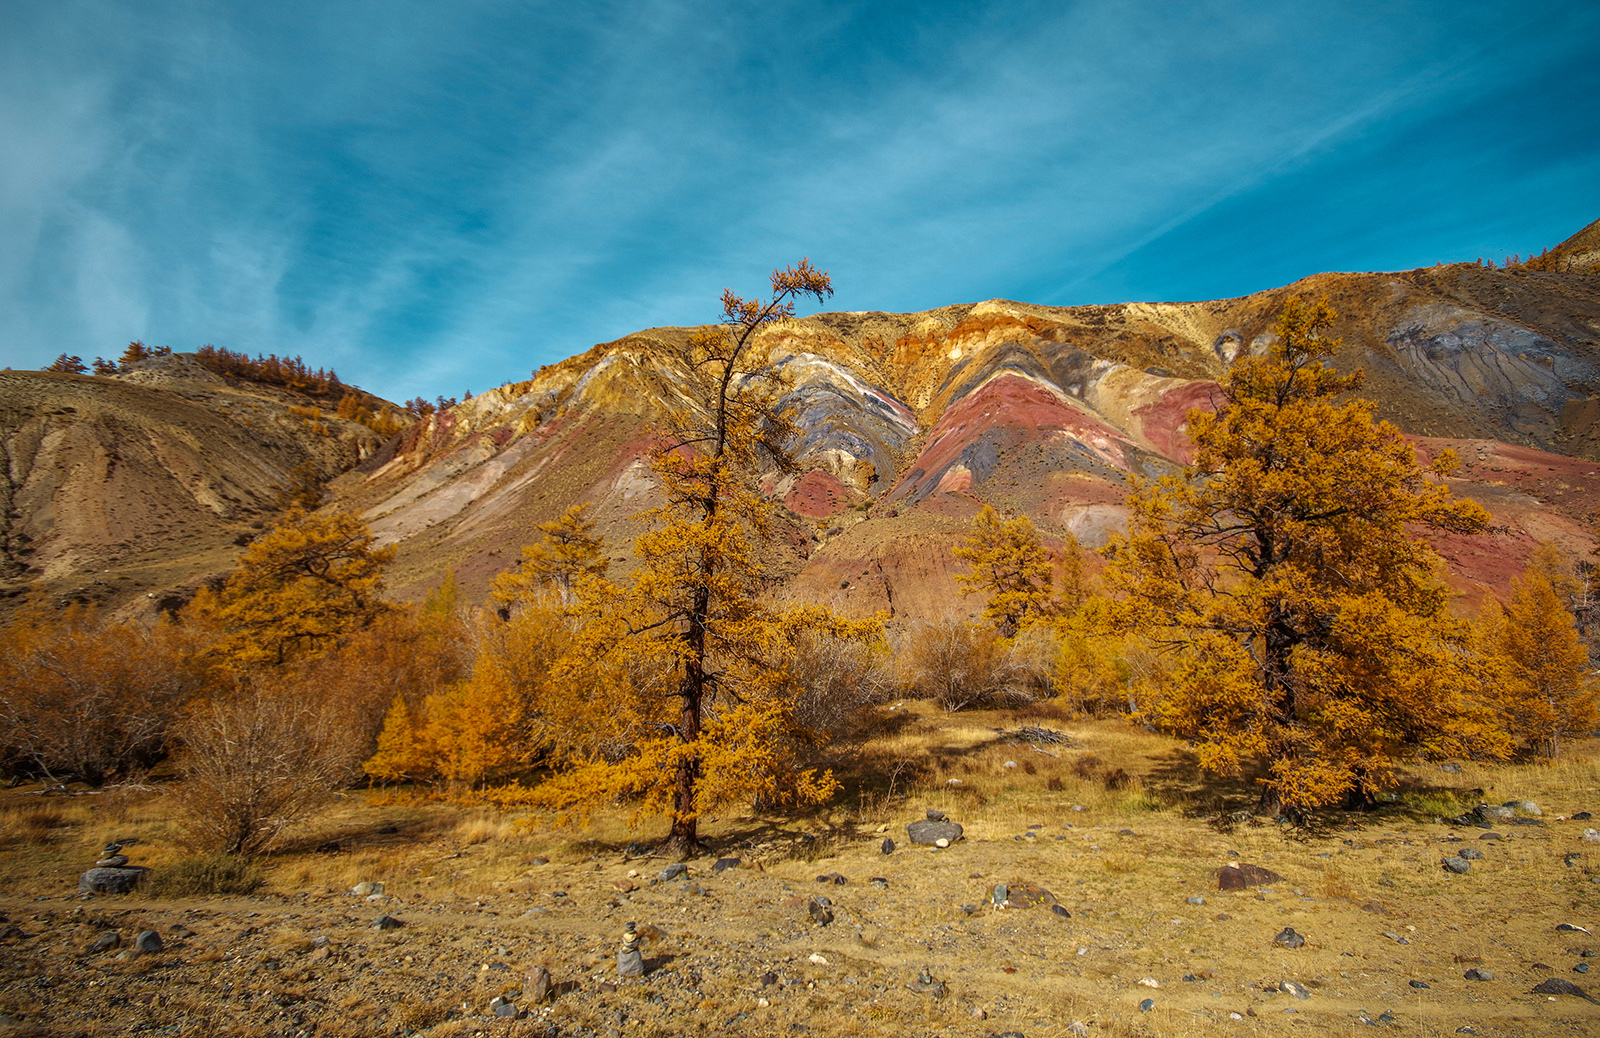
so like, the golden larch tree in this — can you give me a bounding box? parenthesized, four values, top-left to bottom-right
(1106, 297, 1504, 817)
(1487, 543, 1598, 758)
(491, 503, 608, 608)
(190, 507, 394, 666)
(954, 505, 1060, 635)
(490, 261, 876, 857)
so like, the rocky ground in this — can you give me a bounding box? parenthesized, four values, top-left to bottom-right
(3, 721, 1600, 1037)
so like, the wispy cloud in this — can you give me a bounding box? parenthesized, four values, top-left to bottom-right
(2, 1, 1597, 400)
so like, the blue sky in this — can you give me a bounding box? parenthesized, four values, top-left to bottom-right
(3, 1, 1597, 403)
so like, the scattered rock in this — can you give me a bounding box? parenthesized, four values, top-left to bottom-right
(935, 838, 951, 849)
(1439, 762, 1463, 773)
(1573, 811, 1592, 821)
(492, 1002, 518, 1019)
(1216, 863, 1282, 891)
(760, 971, 778, 987)
(525, 965, 552, 1003)
(78, 867, 145, 895)
(1506, 800, 1541, 816)
(1556, 923, 1592, 934)
(1138, 976, 1160, 988)
(134, 930, 162, 954)
(1051, 905, 1071, 918)
(85, 931, 120, 954)
(1409, 980, 1430, 989)
(94, 855, 129, 868)
(1575, 963, 1590, 974)
(1584, 829, 1600, 842)
(926, 810, 946, 822)
(1479, 833, 1501, 840)
(1474, 805, 1515, 823)
(369, 915, 404, 930)
(995, 882, 1057, 908)
(1273, 927, 1306, 949)
(1441, 856, 1472, 874)
(907, 820, 963, 846)
(1463, 968, 1493, 981)
(808, 953, 828, 965)
(350, 881, 384, 897)
(870, 877, 888, 888)
(657, 864, 688, 881)
(1458, 847, 1483, 860)
(1139, 997, 1155, 1011)
(1281, 979, 1310, 1000)
(1186, 896, 1206, 906)
(1531, 977, 1599, 1003)
(806, 897, 833, 926)
(815, 872, 846, 885)
(1069, 1022, 1090, 1037)
(880, 838, 895, 855)
(527, 857, 548, 866)
(711, 857, 740, 874)
(906, 969, 946, 997)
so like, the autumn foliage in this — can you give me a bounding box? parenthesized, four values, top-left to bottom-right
(1104, 297, 1506, 815)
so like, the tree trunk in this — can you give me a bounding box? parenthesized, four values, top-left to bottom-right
(663, 580, 709, 861)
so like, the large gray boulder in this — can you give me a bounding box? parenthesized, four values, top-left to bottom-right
(906, 820, 964, 845)
(78, 867, 146, 894)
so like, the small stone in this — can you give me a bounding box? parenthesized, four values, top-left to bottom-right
(1573, 811, 1592, 821)
(520, 965, 550, 1002)
(658, 863, 688, 881)
(370, 915, 404, 930)
(816, 872, 846, 885)
(1575, 963, 1591, 974)
(102, 843, 122, 854)
(1532, 977, 1600, 1002)
(1439, 762, 1463, 773)
(86, 931, 120, 954)
(760, 971, 778, 987)
(1456, 1028, 1479, 1035)
(935, 838, 950, 848)
(1139, 997, 1155, 1012)
(1463, 968, 1493, 981)
(617, 927, 645, 978)
(1507, 800, 1541, 816)
(906, 970, 946, 997)
(1216, 863, 1282, 890)
(1580, 828, 1599, 842)
(526, 856, 549, 866)
(134, 930, 162, 954)
(1475, 804, 1515, 822)
(870, 877, 888, 888)
(880, 838, 895, 855)
(493, 1003, 519, 1019)
(1480, 833, 1501, 840)
(1281, 979, 1310, 1000)
(808, 953, 828, 965)
(1274, 927, 1306, 949)
(1068, 1022, 1090, 1037)
(712, 857, 740, 873)
(350, 881, 384, 896)
(1187, 896, 1206, 906)
(807, 897, 833, 926)
(1138, 976, 1160, 988)
(95, 855, 129, 868)
(1051, 904, 1070, 918)
(1441, 856, 1471, 874)
(1556, 923, 1592, 934)
(1458, 847, 1483, 860)
(970, 1007, 986, 1020)
(1410, 980, 1430, 989)
(926, 809, 946, 821)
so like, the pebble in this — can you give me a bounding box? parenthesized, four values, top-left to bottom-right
(870, 877, 888, 888)
(1281, 979, 1310, 1000)
(350, 882, 384, 896)
(658, 864, 688, 881)
(1581, 829, 1599, 842)
(492, 1003, 519, 1019)
(807, 897, 833, 926)
(134, 930, 162, 954)
(711, 857, 740, 873)
(94, 855, 129, 868)
(370, 915, 404, 930)
(926, 809, 946, 821)
(1441, 856, 1471, 874)
(1409, 980, 1429, 989)
(1556, 923, 1592, 934)
(815, 872, 846, 885)
(1051, 905, 1070, 918)
(86, 931, 120, 954)
(906, 970, 946, 997)
(1186, 896, 1206, 906)
(1139, 997, 1155, 1011)
(1458, 847, 1483, 860)
(525, 966, 552, 1003)
(1575, 963, 1590, 974)
(1463, 968, 1493, 981)
(1138, 977, 1160, 988)
(1274, 927, 1306, 949)
(880, 838, 895, 855)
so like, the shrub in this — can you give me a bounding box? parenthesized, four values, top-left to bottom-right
(785, 626, 894, 739)
(144, 853, 264, 896)
(897, 619, 1051, 711)
(173, 679, 365, 856)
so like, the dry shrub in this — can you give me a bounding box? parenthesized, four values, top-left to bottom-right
(1046, 776, 1064, 791)
(785, 627, 894, 740)
(0, 605, 214, 785)
(897, 619, 1052, 711)
(144, 853, 264, 896)
(173, 676, 366, 856)
(1070, 754, 1103, 780)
